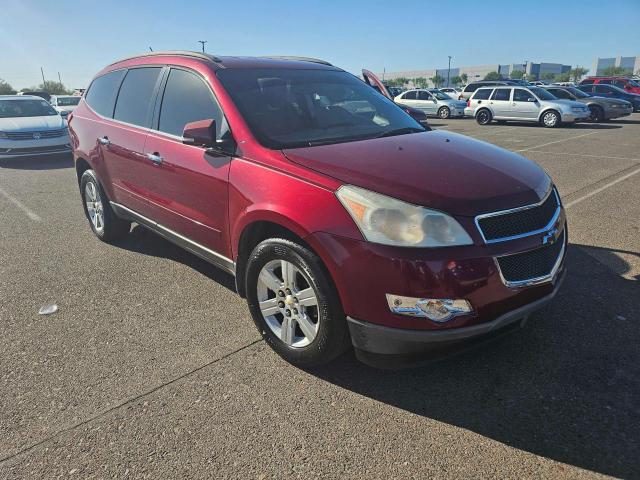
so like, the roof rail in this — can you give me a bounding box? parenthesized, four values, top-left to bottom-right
(107, 50, 223, 67)
(262, 56, 333, 66)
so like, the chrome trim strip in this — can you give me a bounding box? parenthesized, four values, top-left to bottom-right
(495, 229, 566, 288)
(474, 187, 561, 244)
(110, 201, 235, 275)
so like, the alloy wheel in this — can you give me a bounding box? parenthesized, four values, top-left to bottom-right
(257, 259, 319, 348)
(543, 111, 558, 127)
(85, 181, 104, 232)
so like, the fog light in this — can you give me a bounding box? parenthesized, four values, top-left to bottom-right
(386, 294, 472, 323)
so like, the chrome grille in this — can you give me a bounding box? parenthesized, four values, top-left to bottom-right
(4, 129, 67, 140)
(496, 229, 566, 287)
(476, 188, 561, 243)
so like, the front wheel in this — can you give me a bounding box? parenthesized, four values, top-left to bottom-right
(245, 238, 350, 367)
(438, 106, 450, 119)
(541, 110, 561, 128)
(588, 105, 604, 122)
(475, 109, 492, 125)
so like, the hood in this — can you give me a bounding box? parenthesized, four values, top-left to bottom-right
(552, 99, 588, 109)
(588, 97, 631, 106)
(443, 98, 467, 108)
(283, 130, 550, 217)
(0, 115, 64, 132)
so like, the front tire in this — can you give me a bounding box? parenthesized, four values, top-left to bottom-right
(541, 110, 561, 128)
(475, 109, 492, 125)
(245, 238, 350, 367)
(438, 106, 450, 119)
(80, 170, 130, 242)
(588, 105, 604, 122)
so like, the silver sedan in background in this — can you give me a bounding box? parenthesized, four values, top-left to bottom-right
(394, 89, 467, 119)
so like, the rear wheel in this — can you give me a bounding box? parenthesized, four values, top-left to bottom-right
(475, 109, 492, 125)
(541, 110, 561, 128)
(245, 238, 350, 367)
(438, 106, 450, 119)
(588, 105, 604, 122)
(80, 170, 130, 242)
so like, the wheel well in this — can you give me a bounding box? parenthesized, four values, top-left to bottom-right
(539, 109, 560, 121)
(75, 158, 91, 184)
(234, 221, 310, 298)
(475, 107, 491, 118)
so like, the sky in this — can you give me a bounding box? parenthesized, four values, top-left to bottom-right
(1, 0, 639, 89)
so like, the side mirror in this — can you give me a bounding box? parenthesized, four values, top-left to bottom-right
(183, 119, 215, 147)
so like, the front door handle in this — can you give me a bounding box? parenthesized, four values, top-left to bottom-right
(98, 136, 110, 146)
(147, 152, 163, 165)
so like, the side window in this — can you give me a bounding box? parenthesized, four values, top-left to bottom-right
(579, 85, 593, 94)
(491, 88, 511, 101)
(159, 68, 224, 138)
(595, 85, 612, 94)
(85, 70, 126, 118)
(473, 89, 492, 100)
(417, 91, 431, 100)
(513, 89, 534, 102)
(600, 79, 612, 85)
(549, 89, 570, 100)
(581, 80, 594, 85)
(402, 91, 417, 100)
(113, 67, 162, 127)
(464, 83, 479, 93)
(613, 80, 626, 88)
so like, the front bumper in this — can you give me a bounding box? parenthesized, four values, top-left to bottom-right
(561, 111, 590, 122)
(464, 107, 475, 117)
(347, 268, 565, 356)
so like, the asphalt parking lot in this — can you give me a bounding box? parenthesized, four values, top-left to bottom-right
(1, 115, 639, 479)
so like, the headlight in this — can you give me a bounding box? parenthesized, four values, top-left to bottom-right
(336, 185, 473, 247)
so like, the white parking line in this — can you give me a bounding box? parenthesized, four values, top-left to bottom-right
(525, 150, 640, 162)
(515, 131, 598, 152)
(0, 185, 42, 222)
(565, 165, 640, 208)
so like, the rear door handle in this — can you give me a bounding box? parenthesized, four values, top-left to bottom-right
(98, 136, 110, 146)
(147, 152, 163, 165)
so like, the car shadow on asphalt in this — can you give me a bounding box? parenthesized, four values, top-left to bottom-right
(311, 243, 640, 478)
(112, 225, 237, 293)
(0, 153, 73, 170)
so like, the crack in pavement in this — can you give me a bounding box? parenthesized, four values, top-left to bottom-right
(0, 339, 264, 466)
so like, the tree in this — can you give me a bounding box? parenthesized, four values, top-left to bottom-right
(570, 67, 589, 83)
(395, 77, 409, 87)
(541, 72, 556, 81)
(413, 77, 428, 88)
(450, 75, 462, 86)
(429, 74, 445, 88)
(601, 66, 631, 77)
(483, 71, 502, 81)
(510, 70, 524, 80)
(460, 73, 468, 85)
(0, 78, 16, 95)
(37, 81, 72, 95)
(554, 72, 571, 82)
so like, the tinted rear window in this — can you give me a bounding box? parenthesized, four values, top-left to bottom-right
(85, 70, 126, 117)
(114, 67, 162, 127)
(473, 89, 492, 100)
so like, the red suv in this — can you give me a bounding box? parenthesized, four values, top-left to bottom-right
(579, 76, 640, 94)
(69, 52, 567, 367)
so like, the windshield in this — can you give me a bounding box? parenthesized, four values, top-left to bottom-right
(216, 68, 424, 149)
(529, 87, 557, 100)
(429, 90, 452, 100)
(627, 79, 640, 87)
(565, 87, 590, 98)
(0, 99, 58, 118)
(56, 96, 80, 106)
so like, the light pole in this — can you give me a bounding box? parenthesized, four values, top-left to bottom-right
(198, 40, 208, 53)
(523, 60, 528, 80)
(447, 56, 452, 87)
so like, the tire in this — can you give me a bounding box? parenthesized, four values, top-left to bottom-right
(438, 106, 450, 119)
(541, 110, 561, 128)
(80, 169, 130, 242)
(588, 105, 604, 122)
(475, 109, 492, 125)
(245, 238, 350, 367)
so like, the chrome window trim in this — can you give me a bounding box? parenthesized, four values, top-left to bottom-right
(474, 187, 561, 244)
(494, 228, 566, 288)
(110, 201, 235, 275)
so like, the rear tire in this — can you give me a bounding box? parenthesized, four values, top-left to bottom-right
(541, 110, 561, 128)
(438, 106, 450, 119)
(475, 109, 492, 125)
(80, 170, 130, 242)
(245, 238, 350, 367)
(588, 105, 604, 122)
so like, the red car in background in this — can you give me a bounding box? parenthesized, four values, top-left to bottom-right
(362, 69, 429, 125)
(579, 76, 640, 94)
(69, 51, 566, 367)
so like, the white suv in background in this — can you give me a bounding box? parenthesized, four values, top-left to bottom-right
(50, 95, 81, 118)
(464, 86, 590, 127)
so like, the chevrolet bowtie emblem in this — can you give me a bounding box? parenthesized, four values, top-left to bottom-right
(542, 227, 560, 245)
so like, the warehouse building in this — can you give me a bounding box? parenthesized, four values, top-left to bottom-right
(592, 55, 640, 76)
(379, 61, 571, 86)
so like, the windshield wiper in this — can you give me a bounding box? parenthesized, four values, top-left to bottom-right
(375, 127, 424, 139)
